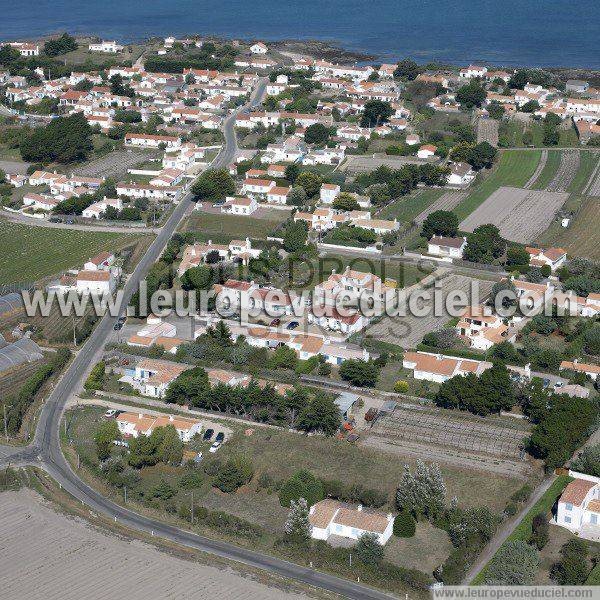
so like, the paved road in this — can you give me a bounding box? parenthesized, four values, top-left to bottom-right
(0, 79, 400, 600)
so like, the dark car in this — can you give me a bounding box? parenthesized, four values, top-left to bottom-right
(203, 428, 214, 441)
(215, 432, 225, 442)
(270, 318, 281, 327)
(113, 321, 123, 330)
(48, 217, 62, 223)
(286, 321, 300, 330)
(65, 218, 74, 225)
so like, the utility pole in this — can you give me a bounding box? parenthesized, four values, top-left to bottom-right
(191, 491, 194, 524)
(124, 486, 127, 503)
(72, 315, 77, 347)
(3, 403, 10, 443)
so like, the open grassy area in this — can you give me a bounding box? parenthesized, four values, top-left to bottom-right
(569, 151, 600, 195)
(181, 211, 285, 244)
(453, 150, 542, 221)
(537, 196, 600, 260)
(378, 188, 444, 223)
(0, 220, 143, 284)
(531, 150, 561, 190)
(472, 475, 572, 585)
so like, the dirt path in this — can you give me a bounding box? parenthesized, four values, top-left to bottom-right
(524, 149, 548, 189)
(0, 488, 313, 600)
(462, 476, 555, 584)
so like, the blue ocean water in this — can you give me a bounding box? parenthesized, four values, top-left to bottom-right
(2, 0, 599, 69)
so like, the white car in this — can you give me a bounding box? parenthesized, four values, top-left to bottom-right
(104, 409, 117, 418)
(209, 441, 222, 453)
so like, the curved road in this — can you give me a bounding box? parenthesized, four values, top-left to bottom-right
(0, 79, 397, 600)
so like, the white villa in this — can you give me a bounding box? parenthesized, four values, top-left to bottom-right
(116, 411, 202, 442)
(428, 236, 467, 259)
(556, 475, 600, 541)
(402, 351, 492, 383)
(309, 500, 394, 544)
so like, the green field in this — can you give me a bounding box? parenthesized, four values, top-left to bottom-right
(531, 150, 561, 190)
(453, 150, 542, 221)
(569, 151, 600, 195)
(0, 221, 140, 284)
(181, 211, 286, 244)
(378, 188, 444, 223)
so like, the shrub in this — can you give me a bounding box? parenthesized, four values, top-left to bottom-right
(278, 470, 324, 507)
(213, 455, 254, 493)
(393, 511, 416, 537)
(394, 380, 409, 393)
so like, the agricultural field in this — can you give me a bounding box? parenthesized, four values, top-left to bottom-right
(544, 150, 580, 192)
(0, 221, 142, 285)
(377, 188, 444, 224)
(529, 150, 559, 190)
(363, 403, 532, 479)
(365, 273, 495, 349)
(571, 151, 600, 195)
(453, 150, 542, 221)
(476, 117, 499, 146)
(537, 196, 600, 260)
(584, 155, 600, 197)
(460, 186, 568, 244)
(75, 148, 159, 179)
(0, 358, 48, 401)
(180, 211, 285, 244)
(414, 191, 467, 223)
(0, 489, 306, 600)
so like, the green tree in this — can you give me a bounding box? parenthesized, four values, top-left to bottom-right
(304, 123, 330, 145)
(84, 361, 106, 391)
(520, 100, 541, 113)
(278, 470, 324, 507)
(158, 425, 184, 465)
(44, 33, 77, 56)
(297, 393, 341, 436)
(286, 186, 307, 206)
(295, 171, 322, 197)
(282, 220, 308, 253)
(285, 163, 300, 183)
(467, 142, 497, 170)
(332, 193, 359, 211)
(213, 455, 254, 492)
(191, 169, 235, 201)
(94, 420, 120, 461)
(284, 497, 312, 542)
(180, 264, 213, 290)
(571, 444, 600, 477)
(464, 224, 506, 264)
(421, 210, 459, 239)
(164, 367, 210, 406)
(393, 59, 422, 81)
(485, 540, 540, 585)
(360, 100, 393, 127)
(551, 539, 589, 585)
(393, 510, 416, 537)
(456, 81, 487, 109)
(339, 359, 379, 387)
(487, 101, 505, 120)
(529, 512, 549, 550)
(506, 246, 530, 268)
(355, 532, 384, 566)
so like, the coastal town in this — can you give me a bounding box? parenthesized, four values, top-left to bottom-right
(0, 30, 600, 599)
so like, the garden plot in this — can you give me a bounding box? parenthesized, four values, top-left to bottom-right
(415, 191, 467, 223)
(75, 148, 159, 179)
(460, 186, 568, 243)
(546, 150, 579, 192)
(363, 404, 531, 478)
(476, 117, 499, 146)
(366, 273, 495, 348)
(525, 150, 548, 189)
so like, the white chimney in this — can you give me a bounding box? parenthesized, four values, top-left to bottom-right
(357, 504, 363, 512)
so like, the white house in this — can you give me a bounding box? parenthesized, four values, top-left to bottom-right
(459, 65, 488, 79)
(402, 351, 492, 383)
(127, 358, 192, 398)
(526, 246, 567, 272)
(241, 178, 275, 198)
(82, 197, 123, 219)
(222, 196, 258, 215)
(309, 500, 394, 545)
(559, 360, 600, 382)
(308, 306, 369, 336)
(250, 42, 268, 55)
(319, 184, 340, 205)
(556, 475, 600, 540)
(266, 186, 290, 205)
(9, 42, 39, 57)
(417, 144, 437, 159)
(89, 41, 124, 53)
(116, 411, 202, 442)
(427, 236, 467, 259)
(84, 251, 115, 271)
(75, 270, 115, 295)
(124, 133, 181, 149)
(456, 305, 516, 351)
(448, 162, 475, 186)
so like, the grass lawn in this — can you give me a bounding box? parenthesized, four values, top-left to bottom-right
(499, 121, 524, 147)
(378, 188, 444, 223)
(0, 220, 142, 284)
(181, 212, 284, 244)
(531, 150, 561, 190)
(453, 149, 542, 221)
(569, 151, 600, 195)
(472, 475, 572, 585)
(536, 196, 600, 260)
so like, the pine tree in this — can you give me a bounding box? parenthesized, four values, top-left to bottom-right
(425, 461, 446, 518)
(393, 510, 416, 537)
(284, 498, 312, 542)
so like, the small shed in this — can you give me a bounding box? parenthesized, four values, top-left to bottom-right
(335, 392, 360, 420)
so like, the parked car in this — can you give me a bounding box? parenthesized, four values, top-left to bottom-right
(113, 439, 129, 448)
(194, 452, 203, 463)
(104, 409, 117, 418)
(209, 441, 222, 453)
(286, 321, 300, 330)
(48, 217, 62, 223)
(215, 432, 225, 442)
(203, 428, 214, 441)
(270, 318, 281, 327)
(113, 321, 123, 330)
(554, 381, 565, 389)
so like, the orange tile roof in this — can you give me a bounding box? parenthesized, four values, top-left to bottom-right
(561, 479, 595, 506)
